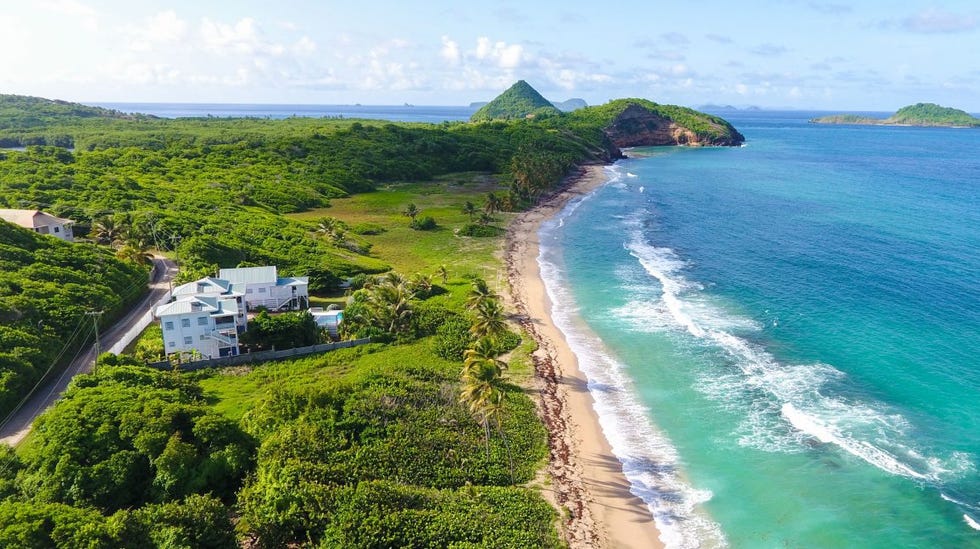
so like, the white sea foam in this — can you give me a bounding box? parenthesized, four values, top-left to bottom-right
(539, 197, 727, 548)
(623, 229, 973, 487)
(964, 514, 980, 531)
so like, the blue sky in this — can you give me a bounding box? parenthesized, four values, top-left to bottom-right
(3, 0, 978, 110)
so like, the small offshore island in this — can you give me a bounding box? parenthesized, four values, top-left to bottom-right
(811, 102, 980, 127)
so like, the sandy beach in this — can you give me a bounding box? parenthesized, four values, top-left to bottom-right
(504, 164, 665, 549)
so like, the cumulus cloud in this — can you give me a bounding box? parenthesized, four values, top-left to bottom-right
(902, 8, 978, 33)
(200, 17, 282, 56)
(474, 37, 525, 69)
(124, 10, 188, 52)
(440, 36, 461, 65)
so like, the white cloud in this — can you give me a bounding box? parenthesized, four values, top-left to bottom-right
(293, 36, 316, 55)
(124, 10, 188, 52)
(474, 37, 525, 69)
(39, 0, 98, 31)
(200, 17, 281, 56)
(440, 36, 461, 65)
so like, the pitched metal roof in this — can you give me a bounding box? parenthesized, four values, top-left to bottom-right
(0, 209, 73, 229)
(218, 266, 278, 285)
(155, 295, 239, 318)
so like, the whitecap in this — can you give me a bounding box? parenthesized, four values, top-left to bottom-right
(539, 217, 728, 548)
(964, 514, 980, 531)
(623, 228, 973, 486)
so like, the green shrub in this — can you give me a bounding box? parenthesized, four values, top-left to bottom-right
(411, 302, 457, 338)
(434, 315, 473, 362)
(411, 216, 437, 231)
(349, 222, 386, 235)
(458, 224, 504, 237)
(491, 329, 522, 355)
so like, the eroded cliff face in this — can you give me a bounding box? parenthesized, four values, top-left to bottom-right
(604, 104, 744, 147)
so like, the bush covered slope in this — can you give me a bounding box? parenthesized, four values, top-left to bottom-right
(0, 221, 148, 417)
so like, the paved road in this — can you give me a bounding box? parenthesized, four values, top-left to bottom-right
(0, 257, 177, 446)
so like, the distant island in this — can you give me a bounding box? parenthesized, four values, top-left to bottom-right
(811, 103, 980, 127)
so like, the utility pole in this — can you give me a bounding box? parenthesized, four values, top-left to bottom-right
(85, 310, 104, 356)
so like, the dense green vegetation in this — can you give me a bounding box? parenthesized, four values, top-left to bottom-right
(811, 103, 980, 127)
(0, 364, 244, 547)
(0, 95, 147, 147)
(0, 335, 554, 547)
(0, 221, 148, 418)
(0, 94, 625, 287)
(470, 80, 561, 121)
(554, 97, 746, 145)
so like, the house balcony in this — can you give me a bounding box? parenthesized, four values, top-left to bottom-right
(208, 329, 238, 346)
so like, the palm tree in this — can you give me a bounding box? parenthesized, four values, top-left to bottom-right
(461, 201, 477, 221)
(471, 299, 507, 340)
(90, 217, 123, 247)
(365, 276, 415, 334)
(380, 271, 407, 287)
(403, 203, 420, 221)
(409, 272, 433, 297)
(462, 337, 506, 378)
(460, 341, 508, 458)
(115, 243, 153, 267)
(315, 217, 345, 241)
(465, 278, 499, 310)
(483, 192, 502, 216)
(435, 264, 449, 285)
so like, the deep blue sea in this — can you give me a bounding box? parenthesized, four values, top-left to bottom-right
(540, 112, 980, 547)
(91, 102, 475, 122)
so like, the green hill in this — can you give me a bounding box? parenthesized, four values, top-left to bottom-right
(811, 103, 980, 127)
(886, 103, 980, 126)
(470, 80, 560, 121)
(555, 98, 745, 147)
(0, 94, 152, 147)
(0, 94, 144, 126)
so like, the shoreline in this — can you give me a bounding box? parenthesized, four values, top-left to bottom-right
(504, 164, 665, 548)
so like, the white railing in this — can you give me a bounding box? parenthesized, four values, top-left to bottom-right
(207, 330, 236, 346)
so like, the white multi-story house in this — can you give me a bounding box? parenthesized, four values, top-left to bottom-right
(218, 266, 309, 311)
(0, 209, 74, 241)
(155, 295, 245, 359)
(170, 277, 247, 326)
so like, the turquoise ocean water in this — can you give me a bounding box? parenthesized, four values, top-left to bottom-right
(539, 112, 980, 548)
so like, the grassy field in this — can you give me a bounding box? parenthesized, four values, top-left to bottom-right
(289, 171, 514, 280)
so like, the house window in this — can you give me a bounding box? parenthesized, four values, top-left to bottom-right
(246, 288, 253, 294)
(183, 336, 193, 345)
(168, 341, 175, 348)
(197, 316, 208, 326)
(181, 318, 190, 328)
(164, 321, 174, 331)
(197, 283, 208, 293)
(54, 226, 60, 233)
(258, 287, 267, 293)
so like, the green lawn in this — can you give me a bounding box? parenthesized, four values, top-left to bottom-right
(289, 172, 514, 279)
